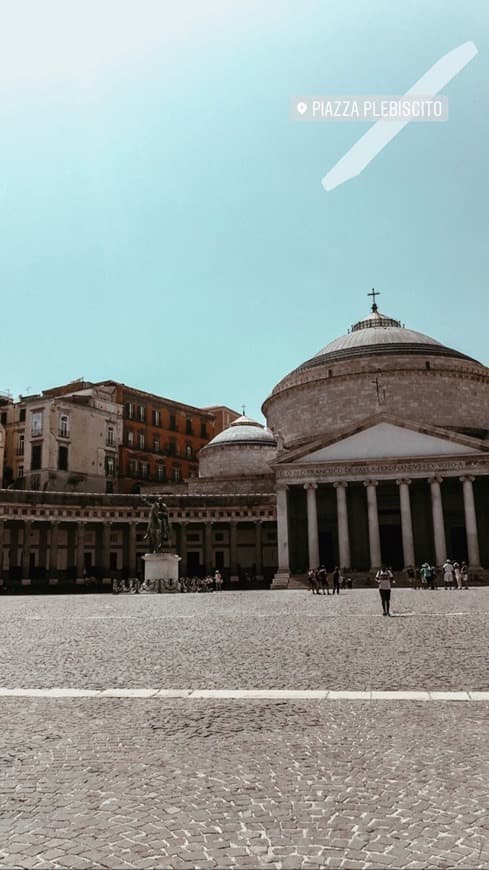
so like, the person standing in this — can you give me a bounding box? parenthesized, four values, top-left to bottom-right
(214, 570, 223, 591)
(332, 566, 341, 595)
(461, 561, 469, 589)
(376, 566, 394, 615)
(453, 562, 462, 590)
(442, 559, 455, 590)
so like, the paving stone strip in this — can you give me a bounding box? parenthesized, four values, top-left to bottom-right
(0, 687, 489, 700)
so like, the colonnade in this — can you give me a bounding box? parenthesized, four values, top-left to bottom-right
(276, 475, 481, 574)
(0, 518, 272, 581)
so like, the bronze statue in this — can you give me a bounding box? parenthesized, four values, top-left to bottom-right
(143, 497, 171, 552)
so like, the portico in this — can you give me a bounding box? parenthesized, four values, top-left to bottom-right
(271, 418, 489, 584)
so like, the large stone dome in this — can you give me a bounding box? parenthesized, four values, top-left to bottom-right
(262, 301, 489, 451)
(299, 306, 478, 370)
(199, 415, 276, 478)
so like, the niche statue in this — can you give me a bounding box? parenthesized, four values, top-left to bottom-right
(143, 497, 172, 553)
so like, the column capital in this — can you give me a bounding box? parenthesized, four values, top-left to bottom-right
(303, 482, 318, 490)
(429, 475, 443, 485)
(333, 480, 348, 489)
(363, 479, 378, 487)
(459, 475, 475, 483)
(396, 478, 412, 486)
(276, 482, 289, 492)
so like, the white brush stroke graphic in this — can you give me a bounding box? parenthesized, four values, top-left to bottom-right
(322, 41, 478, 192)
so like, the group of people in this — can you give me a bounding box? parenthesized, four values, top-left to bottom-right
(113, 570, 225, 594)
(406, 559, 470, 591)
(180, 572, 224, 593)
(307, 566, 352, 595)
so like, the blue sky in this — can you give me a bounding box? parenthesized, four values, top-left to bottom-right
(0, 0, 487, 421)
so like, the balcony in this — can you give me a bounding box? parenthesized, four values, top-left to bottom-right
(16, 447, 25, 456)
(31, 428, 43, 438)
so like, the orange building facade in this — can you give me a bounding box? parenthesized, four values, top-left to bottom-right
(98, 382, 239, 493)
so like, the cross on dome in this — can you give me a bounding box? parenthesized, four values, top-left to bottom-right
(368, 288, 381, 312)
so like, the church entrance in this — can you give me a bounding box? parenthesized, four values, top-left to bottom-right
(380, 524, 403, 570)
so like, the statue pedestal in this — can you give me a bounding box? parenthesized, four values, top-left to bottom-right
(142, 552, 181, 593)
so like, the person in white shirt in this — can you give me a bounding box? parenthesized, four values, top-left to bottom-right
(376, 566, 394, 616)
(442, 559, 455, 590)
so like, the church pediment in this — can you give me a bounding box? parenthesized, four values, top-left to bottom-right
(291, 422, 485, 464)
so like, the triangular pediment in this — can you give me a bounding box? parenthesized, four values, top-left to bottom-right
(292, 422, 484, 464)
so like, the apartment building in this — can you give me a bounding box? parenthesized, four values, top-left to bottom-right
(2, 381, 122, 493)
(97, 382, 239, 493)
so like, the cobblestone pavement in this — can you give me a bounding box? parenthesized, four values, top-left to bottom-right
(1, 590, 489, 868)
(1, 589, 489, 691)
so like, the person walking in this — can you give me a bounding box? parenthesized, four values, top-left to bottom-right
(376, 566, 394, 615)
(332, 566, 341, 595)
(317, 565, 329, 595)
(214, 570, 223, 591)
(308, 568, 319, 594)
(453, 561, 462, 590)
(461, 561, 469, 589)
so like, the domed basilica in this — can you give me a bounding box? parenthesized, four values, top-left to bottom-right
(193, 295, 489, 585)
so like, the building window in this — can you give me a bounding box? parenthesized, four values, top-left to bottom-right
(31, 412, 43, 436)
(139, 461, 149, 479)
(30, 474, 40, 490)
(1, 411, 7, 425)
(153, 436, 160, 452)
(125, 402, 135, 419)
(138, 405, 146, 422)
(138, 432, 145, 449)
(106, 425, 115, 446)
(185, 443, 193, 458)
(58, 414, 69, 437)
(105, 456, 115, 477)
(167, 439, 176, 457)
(19, 408, 26, 422)
(128, 459, 137, 476)
(200, 422, 207, 439)
(106, 480, 114, 494)
(169, 414, 177, 431)
(58, 445, 68, 471)
(31, 444, 42, 470)
(152, 409, 160, 426)
(17, 464, 24, 478)
(172, 466, 181, 482)
(17, 434, 24, 456)
(127, 430, 134, 446)
(156, 464, 166, 481)
(185, 419, 193, 435)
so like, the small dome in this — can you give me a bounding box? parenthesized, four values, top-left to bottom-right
(206, 415, 276, 447)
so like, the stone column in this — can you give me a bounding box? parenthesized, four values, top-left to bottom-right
(429, 477, 447, 566)
(460, 475, 481, 567)
(179, 523, 188, 576)
(304, 483, 319, 570)
(397, 479, 415, 569)
(255, 520, 263, 580)
(128, 523, 137, 577)
(272, 484, 290, 588)
(102, 522, 111, 577)
(229, 521, 239, 582)
(76, 522, 86, 578)
(204, 522, 213, 574)
(22, 520, 32, 579)
(334, 482, 351, 571)
(39, 524, 48, 573)
(364, 481, 381, 569)
(0, 520, 4, 574)
(48, 522, 59, 575)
